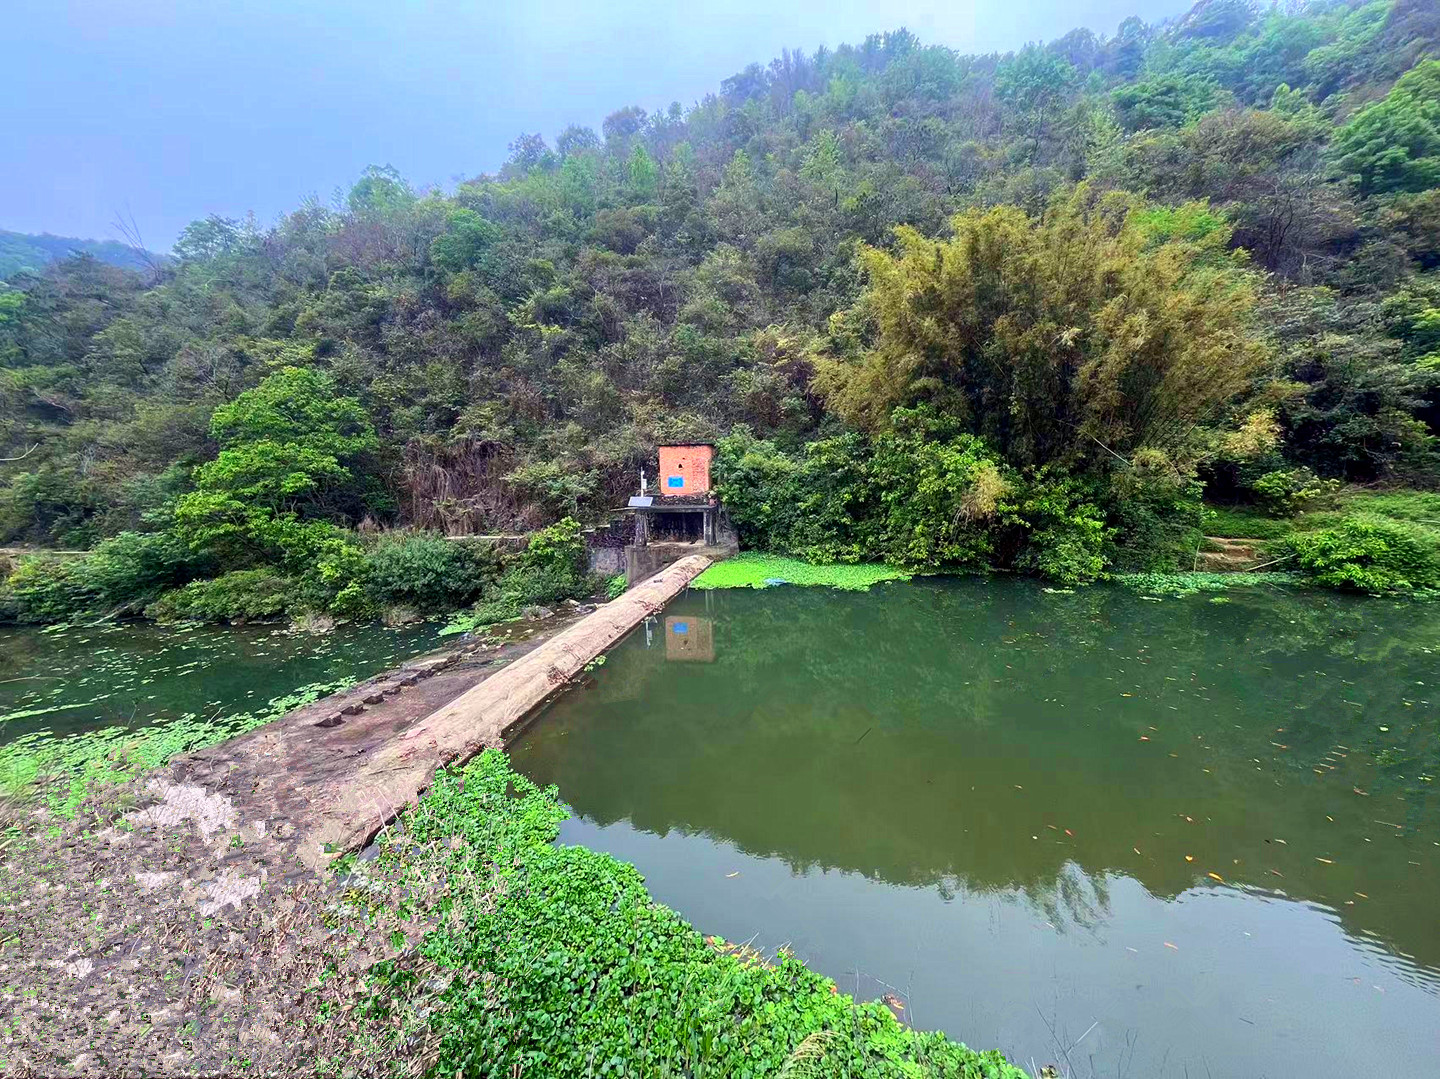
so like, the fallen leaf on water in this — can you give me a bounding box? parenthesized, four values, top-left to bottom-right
(1316, 857, 1335, 864)
(1139, 736, 1150, 741)
(1134, 847, 1143, 855)
(1353, 788, 1369, 797)
(1064, 828, 1074, 836)
(1208, 872, 1225, 882)
(726, 872, 739, 878)
(1269, 869, 1284, 877)
(1185, 855, 1195, 862)
(1355, 892, 1369, 899)
(1164, 942, 1179, 950)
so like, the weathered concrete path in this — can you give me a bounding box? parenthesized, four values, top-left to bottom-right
(168, 554, 711, 870)
(308, 553, 711, 864)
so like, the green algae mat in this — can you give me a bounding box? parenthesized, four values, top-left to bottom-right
(691, 553, 910, 591)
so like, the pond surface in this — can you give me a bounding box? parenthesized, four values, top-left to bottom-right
(512, 579, 1440, 1079)
(0, 620, 446, 749)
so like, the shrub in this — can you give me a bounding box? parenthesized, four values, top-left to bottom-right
(1284, 513, 1440, 593)
(1249, 467, 1338, 516)
(5, 531, 201, 623)
(439, 518, 592, 634)
(718, 411, 1123, 583)
(1104, 453, 1207, 571)
(362, 532, 498, 610)
(870, 412, 1000, 570)
(1012, 473, 1111, 585)
(146, 569, 294, 623)
(520, 516, 585, 576)
(712, 427, 804, 551)
(5, 557, 91, 623)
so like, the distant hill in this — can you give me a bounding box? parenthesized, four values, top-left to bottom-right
(0, 230, 160, 277)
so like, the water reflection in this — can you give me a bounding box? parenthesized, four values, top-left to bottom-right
(664, 615, 715, 662)
(513, 580, 1440, 1077)
(0, 620, 446, 746)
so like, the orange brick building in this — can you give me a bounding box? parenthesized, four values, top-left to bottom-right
(657, 444, 713, 498)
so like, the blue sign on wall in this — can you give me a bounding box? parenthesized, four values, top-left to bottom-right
(667, 475, 685, 488)
(671, 621, 689, 634)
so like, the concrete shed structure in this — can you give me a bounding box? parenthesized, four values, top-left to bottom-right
(585, 443, 736, 585)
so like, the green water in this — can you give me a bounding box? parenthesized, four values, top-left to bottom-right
(0, 620, 446, 750)
(512, 579, 1440, 1079)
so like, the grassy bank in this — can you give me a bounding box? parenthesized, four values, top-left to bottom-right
(337, 751, 1026, 1078)
(693, 553, 911, 591)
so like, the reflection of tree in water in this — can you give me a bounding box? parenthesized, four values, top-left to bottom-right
(521, 579, 1440, 968)
(933, 863, 1112, 934)
(1039, 864, 1112, 934)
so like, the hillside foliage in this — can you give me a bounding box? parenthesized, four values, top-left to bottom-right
(2, 0, 1439, 615)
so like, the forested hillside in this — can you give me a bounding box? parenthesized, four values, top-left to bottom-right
(2, 0, 1439, 622)
(0, 230, 156, 278)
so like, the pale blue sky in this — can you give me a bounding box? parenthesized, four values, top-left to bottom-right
(3, 0, 1188, 249)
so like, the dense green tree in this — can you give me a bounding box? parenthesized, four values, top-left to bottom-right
(818, 187, 1268, 471)
(1333, 59, 1440, 195)
(173, 366, 378, 563)
(1112, 72, 1225, 131)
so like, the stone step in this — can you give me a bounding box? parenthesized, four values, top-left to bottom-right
(1197, 537, 1272, 572)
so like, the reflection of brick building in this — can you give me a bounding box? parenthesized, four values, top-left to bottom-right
(665, 616, 715, 662)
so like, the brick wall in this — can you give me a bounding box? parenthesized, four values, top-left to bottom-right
(657, 445, 713, 496)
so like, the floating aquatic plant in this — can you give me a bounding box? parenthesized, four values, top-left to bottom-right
(691, 554, 910, 592)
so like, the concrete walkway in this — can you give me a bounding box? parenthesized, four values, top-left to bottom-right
(304, 553, 711, 863)
(165, 556, 713, 872)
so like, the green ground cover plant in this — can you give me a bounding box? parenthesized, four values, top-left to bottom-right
(346, 751, 1026, 1078)
(1202, 506, 1298, 540)
(1117, 570, 1301, 597)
